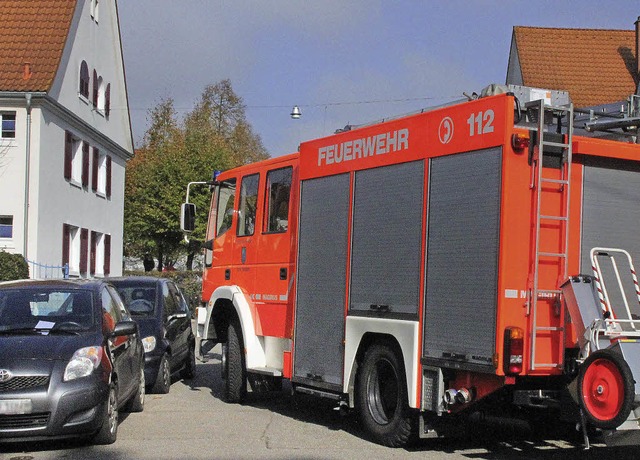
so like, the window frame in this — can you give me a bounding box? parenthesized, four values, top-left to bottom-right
(263, 166, 293, 234)
(0, 216, 13, 239)
(237, 173, 260, 238)
(1, 112, 16, 139)
(214, 179, 237, 239)
(79, 61, 89, 99)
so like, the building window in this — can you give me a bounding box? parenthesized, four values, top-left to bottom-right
(90, 0, 99, 22)
(63, 224, 81, 275)
(265, 167, 292, 233)
(64, 132, 89, 187)
(0, 216, 13, 238)
(92, 69, 98, 107)
(92, 148, 108, 194)
(97, 76, 105, 111)
(91, 231, 105, 276)
(79, 61, 89, 98)
(1, 112, 16, 139)
(238, 174, 259, 237)
(105, 83, 111, 117)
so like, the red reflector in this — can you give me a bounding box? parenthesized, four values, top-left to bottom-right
(504, 327, 524, 375)
(511, 134, 529, 152)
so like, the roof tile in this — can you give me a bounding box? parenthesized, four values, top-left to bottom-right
(514, 26, 638, 107)
(0, 0, 77, 92)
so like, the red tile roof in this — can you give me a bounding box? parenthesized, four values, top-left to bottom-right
(513, 26, 638, 107)
(0, 0, 77, 92)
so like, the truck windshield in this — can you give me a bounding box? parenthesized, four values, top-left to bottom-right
(216, 179, 236, 238)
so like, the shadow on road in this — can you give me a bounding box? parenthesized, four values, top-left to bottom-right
(190, 349, 640, 460)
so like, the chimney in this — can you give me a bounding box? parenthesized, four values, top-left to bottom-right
(23, 62, 32, 80)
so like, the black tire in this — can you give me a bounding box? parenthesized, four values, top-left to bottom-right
(578, 348, 635, 430)
(356, 344, 414, 447)
(181, 339, 197, 380)
(221, 342, 228, 380)
(224, 319, 246, 403)
(151, 353, 171, 394)
(126, 366, 145, 412)
(94, 384, 118, 445)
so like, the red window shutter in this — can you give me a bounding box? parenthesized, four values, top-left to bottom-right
(80, 228, 88, 275)
(90, 231, 97, 275)
(92, 147, 99, 192)
(62, 224, 70, 266)
(82, 142, 89, 187)
(105, 83, 111, 117)
(92, 69, 98, 107)
(104, 234, 111, 276)
(106, 155, 112, 198)
(64, 131, 72, 180)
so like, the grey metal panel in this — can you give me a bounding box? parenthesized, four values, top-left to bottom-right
(424, 148, 502, 369)
(350, 161, 424, 315)
(294, 173, 350, 386)
(581, 159, 640, 318)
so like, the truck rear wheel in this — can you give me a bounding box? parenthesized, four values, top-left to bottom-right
(356, 344, 414, 447)
(578, 348, 634, 430)
(224, 319, 247, 403)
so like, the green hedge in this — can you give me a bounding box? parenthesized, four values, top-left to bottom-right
(122, 270, 203, 312)
(0, 251, 30, 282)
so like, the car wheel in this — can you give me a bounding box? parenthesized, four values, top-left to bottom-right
(181, 340, 197, 380)
(356, 344, 414, 447)
(126, 366, 146, 412)
(224, 319, 246, 403)
(94, 384, 118, 445)
(151, 353, 171, 394)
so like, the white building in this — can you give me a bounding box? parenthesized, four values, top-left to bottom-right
(0, 0, 133, 278)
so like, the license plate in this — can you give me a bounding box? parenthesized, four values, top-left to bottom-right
(0, 399, 32, 415)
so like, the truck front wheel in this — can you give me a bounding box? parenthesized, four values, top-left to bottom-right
(224, 319, 247, 403)
(356, 344, 414, 447)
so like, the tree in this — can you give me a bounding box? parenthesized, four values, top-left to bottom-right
(124, 80, 269, 271)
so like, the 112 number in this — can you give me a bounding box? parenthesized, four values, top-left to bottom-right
(467, 110, 494, 136)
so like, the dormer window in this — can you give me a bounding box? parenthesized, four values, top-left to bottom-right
(79, 61, 89, 98)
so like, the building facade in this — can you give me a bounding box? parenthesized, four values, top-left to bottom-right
(0, 0, 133, 278)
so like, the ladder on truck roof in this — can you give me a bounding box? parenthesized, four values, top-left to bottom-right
(528, 99, 574, 372)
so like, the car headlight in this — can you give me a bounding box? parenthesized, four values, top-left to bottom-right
(142, 335, 156, 353)
(64, 346, 103, 382)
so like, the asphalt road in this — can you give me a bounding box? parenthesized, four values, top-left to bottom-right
(3, 345, 640, 460)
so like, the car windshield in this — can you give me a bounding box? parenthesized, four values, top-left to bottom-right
(0, 288, 95, 333)
(114, 284, 156, 316)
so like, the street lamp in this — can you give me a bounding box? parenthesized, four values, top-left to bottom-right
(290, 105, 301, 119)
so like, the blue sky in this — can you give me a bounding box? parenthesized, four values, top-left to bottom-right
(118, 1, 639, 159)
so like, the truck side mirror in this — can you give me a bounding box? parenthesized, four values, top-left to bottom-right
(181, 203, 196, 233)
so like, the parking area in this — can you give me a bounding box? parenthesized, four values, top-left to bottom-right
(3, 345, 640, 460)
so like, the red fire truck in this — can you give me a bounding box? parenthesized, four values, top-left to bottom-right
(182, 85, 640, 447)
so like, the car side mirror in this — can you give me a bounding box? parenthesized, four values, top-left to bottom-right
(202, 239, 214, 251)
(111, 320, 138, 337)
(181, 203, 196, 233)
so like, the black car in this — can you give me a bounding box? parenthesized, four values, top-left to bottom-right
(0, 279, 145, 445)
(110, 277, 196, 394)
